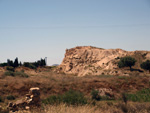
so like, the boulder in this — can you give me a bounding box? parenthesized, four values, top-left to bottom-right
(98, 88, 114, 98)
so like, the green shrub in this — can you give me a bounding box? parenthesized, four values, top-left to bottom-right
(62, 89, 87, 105)
(4, 71, 15, 76)
(141, 60, 150, 73)
(15, 71, 29, 78)
(91, 89, 101, 101)
(124, 88, 150, 102)
(6, 66, 15, 72)
(42, 95, 60, 105)
(42, 90, 87, 105)
(28, 64, 37, 69)
(4, 71, 29, 78)
(7, 95, 15, 100)
(23, 62, 37, 69)
(23, 58, 46, 69)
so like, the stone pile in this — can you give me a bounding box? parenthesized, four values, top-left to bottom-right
(8, 87, 40, 112)
(98, 88, 114, 98)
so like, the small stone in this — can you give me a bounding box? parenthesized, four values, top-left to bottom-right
(25, 106, 30, 110)
(98, 88, 114, 98)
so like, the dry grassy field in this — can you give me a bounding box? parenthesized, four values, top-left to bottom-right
(14, 102, 150, 113)
(0, 66, 150, 113)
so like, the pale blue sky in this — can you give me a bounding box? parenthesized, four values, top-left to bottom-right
(0, 0, 150, 65)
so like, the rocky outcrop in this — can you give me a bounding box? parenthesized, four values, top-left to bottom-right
(56, 46, 150, 76)
(8, 87, 40, 112)
(98, 88, 114, 98)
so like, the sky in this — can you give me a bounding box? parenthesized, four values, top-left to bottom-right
(0, 0, 150, 65)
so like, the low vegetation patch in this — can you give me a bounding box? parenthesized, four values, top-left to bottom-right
(4, 71, 29, 78)
(42, 89, 87, 105)
(6, 66, 15, 72)
(124, 88, 150, 102)
(91, 89, 101, 101)
(6, 95, 15, 100)
(4, 71, 15, 77)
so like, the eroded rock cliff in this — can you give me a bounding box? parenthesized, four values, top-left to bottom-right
(57, 46, 150, 76)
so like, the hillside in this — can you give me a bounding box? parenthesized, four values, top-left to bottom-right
(0, 52, 150, 112)
(56, 46, 150, 76)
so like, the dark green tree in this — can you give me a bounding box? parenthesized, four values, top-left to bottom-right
(14, 57, 19, 68)
(140, 60, 150, 73)
(41, 58, 46, 66)
(7, 59, 14, 67)
(19, 62, 22, 66)
(118, 56, 136, 71)
(23, 58, 46, 69)
(0, 63, 7, 67)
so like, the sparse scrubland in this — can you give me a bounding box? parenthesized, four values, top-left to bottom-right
(0, 66, 150, 113)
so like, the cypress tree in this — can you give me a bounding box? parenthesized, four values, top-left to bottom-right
(14, 57, 19, 68)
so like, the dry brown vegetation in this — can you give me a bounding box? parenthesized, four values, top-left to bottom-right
(7, 102, 150, 113)
(0, 67, 150, 112)
(0, 68, 149, 98)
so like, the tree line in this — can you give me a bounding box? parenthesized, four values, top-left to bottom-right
(0, 58, 46, 69)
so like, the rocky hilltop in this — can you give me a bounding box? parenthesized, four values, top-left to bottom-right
(57, 46, 150, 76)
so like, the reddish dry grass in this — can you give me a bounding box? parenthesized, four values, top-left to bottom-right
(12, 102, 150, 113)
(0, 68, 150, 113)
(0, 68, 150, 101)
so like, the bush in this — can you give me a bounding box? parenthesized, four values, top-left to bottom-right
(23, 58, 46, 69)
(4, 71, 29, 78)
(15, 71, 29, 78)
(7, 95, 15, 100)
(4, 71, 15, 77)
(42, 95, 60, 105)
(141, 60, 150, 73)
(42, 90, 87, 105)
(118, 56, 136, 71)
(28, 64, 37, 69)
(62, 89, 87, 105)
(23, 62, 37, 69)
(124, 88, 150, 102)
(91, 89, 101, 101)
(6, 66, 15, 72)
